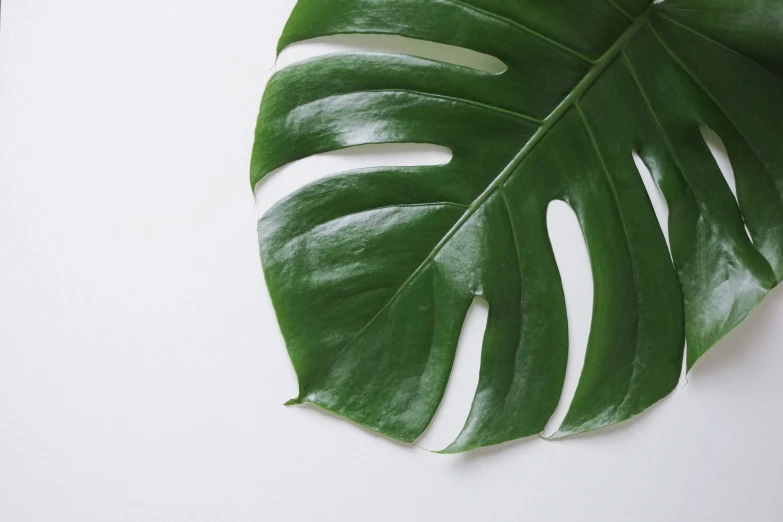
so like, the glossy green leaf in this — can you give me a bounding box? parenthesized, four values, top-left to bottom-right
(252, 0, 783, 452)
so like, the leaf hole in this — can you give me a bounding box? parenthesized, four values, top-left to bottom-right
(277, 34, 508, 74)
(633, 151, 672, 258)
(415, 297, 488, 452)
(700, 126, 753, 243)
(542, 201, 593, 437)
(254, 143, 452, 218)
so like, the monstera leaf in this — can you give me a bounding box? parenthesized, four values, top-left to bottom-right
(252, 0, 783, 452)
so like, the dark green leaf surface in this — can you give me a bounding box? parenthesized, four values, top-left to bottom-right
(252, 0, 783, 452)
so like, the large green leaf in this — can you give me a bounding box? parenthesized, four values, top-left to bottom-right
(251, 0, 783, 452)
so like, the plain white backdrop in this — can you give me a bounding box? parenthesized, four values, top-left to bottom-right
(1, 1, 782, 520)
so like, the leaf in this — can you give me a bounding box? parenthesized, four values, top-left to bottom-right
(251, 0, 783, 452)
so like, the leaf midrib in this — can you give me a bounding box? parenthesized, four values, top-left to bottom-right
(297, 6, 654, 396)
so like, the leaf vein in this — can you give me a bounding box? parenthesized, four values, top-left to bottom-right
(647, 23, 783, 221)
(435, 0, 595, 64)
(576, 103, 641, 419)
(286, 87, 543, 124)
(655, 12, 783, 80)
(622, 51, 775, 277)
(283, 202, 469, 249)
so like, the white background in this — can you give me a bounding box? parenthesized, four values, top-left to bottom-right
(2, 1, 783, 521)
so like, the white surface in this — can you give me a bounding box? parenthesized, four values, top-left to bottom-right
(1, 2, 782, 521)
